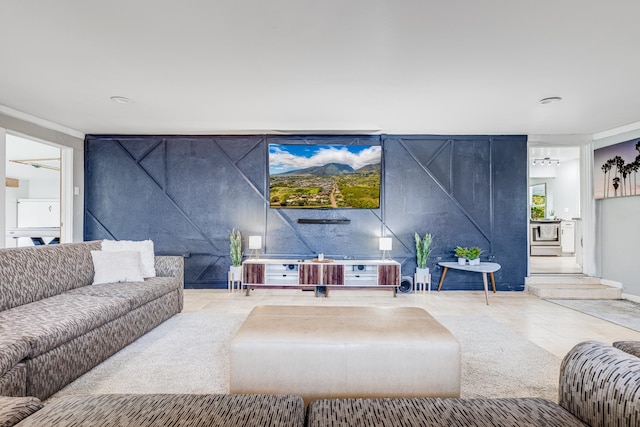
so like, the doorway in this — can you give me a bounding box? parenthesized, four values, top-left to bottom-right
(4, 134, 61, 248)
(528, 146, 583, 274)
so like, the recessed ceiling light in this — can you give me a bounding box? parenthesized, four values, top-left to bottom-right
(110, 96, 133, 104)
(539, 96, 562, 105)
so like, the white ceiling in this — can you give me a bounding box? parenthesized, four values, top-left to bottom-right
(6, 134, 60, 181)
(529, 146, 580, 163)
(1, 1, 640, 137)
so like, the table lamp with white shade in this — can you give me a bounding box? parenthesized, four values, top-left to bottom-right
(379, 237, 392, 260)
(248, 235, 262, 259)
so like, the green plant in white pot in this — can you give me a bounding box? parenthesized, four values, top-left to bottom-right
(454, 246, 468, 265)
(414, 232, 432, 283)
(229, 228, 243, 280)
(467, 246, 483, 266)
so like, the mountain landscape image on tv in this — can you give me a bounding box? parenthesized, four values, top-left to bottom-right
(269, 144, 382, 209)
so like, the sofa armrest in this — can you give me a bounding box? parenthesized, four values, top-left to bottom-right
(559, 341, 640, 427)
(0, 396, 43, 427)
(154, 256, 184, 285)
(613, 340, 640, 358)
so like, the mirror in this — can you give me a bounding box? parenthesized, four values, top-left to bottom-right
(530, 183, 546, 219)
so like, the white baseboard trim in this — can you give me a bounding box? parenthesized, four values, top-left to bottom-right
(601, 279, 623, 289)
(622, 293, 640, 303)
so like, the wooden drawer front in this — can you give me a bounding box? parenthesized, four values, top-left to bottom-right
(243, 264, 265, 284)
(323, 264, 345, 285)
(299, 264, 321, 285)
(378, 265, 399, 286)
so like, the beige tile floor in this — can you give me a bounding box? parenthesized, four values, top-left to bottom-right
(184, 288, 640, 358)
(529, 255, 582, 274)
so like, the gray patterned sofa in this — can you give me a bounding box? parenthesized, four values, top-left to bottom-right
(0, 341, 638, 426)
(305, 340, 640, 427)
(0, 241, 183, 400)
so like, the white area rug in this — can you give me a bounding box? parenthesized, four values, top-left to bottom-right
(437, 315, 560, 400)
(51, 312, 560, 402)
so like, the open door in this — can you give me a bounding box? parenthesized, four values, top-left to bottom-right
(528, 146, 583, 274)
(4, 133, 61, 248)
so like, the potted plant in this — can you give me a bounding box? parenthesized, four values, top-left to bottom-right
(454, 246, 468, 265)
(467, 246, 483, 266)
(229, 228, 243, 280)
(414, 232, 432, 282)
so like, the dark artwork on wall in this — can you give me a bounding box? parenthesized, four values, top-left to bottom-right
(84, 134, 527, 290)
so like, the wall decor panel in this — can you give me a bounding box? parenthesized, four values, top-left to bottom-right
(85, 134, 527, 290)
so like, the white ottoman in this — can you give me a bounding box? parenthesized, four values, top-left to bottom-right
(230, 305, 461, 404)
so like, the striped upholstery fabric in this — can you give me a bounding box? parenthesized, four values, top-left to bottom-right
(0, 240, 184, 401)
(25, 292, 181, 400)
(15, 394, 304, 427)
(155, 256, 184, 311)
(612, 340, 640, 358)
(0, 242, 101, 311)
(154, 256, 184, 283)
(306, 397, 587, 426)
(0, 396, 42, 427)
(559, 341, 640, 427)
(66, 277, 181, 311)
(0, 294, 131, 358)
(0, 364, 26, 397)
(0, 338, 29, 379)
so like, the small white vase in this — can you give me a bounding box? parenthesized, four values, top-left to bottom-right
(229, 265, 243, 280)
(468, 258, 480, 266)
(416, 267, 429, 283)
(457, 257, 466, 265)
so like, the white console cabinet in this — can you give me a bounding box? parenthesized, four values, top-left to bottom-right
(242, 258, 401, 297)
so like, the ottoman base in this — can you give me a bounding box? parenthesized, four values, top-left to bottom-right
(230, 305, 461, 404)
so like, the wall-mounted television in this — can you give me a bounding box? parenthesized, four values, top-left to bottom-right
(268, 144, 382, 209)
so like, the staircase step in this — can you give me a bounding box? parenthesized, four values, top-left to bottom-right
(526, 282, 622, 300)
(525, 275, 601, 285)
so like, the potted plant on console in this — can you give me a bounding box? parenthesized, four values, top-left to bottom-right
(414, 232, 432, 283)
(454, 246, 468, 265)
(467, 246, 483, 266)
(229, 228, 243, 280)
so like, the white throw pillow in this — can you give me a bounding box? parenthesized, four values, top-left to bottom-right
(101, 239, 156, 278)
(91, 250, 145, 285)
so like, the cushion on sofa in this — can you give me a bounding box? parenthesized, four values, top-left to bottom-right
(90, 250, 144, 285)
(0, 294, 132, 358)
(67, 277, 182, 310)
(0, 396, 43, 427)
(101, 240, 156, 278)
(613, 340, 640, 358)
(0, 241, 102, 311)
(14, 394, 304, 427)
(305, 397, 588, 427)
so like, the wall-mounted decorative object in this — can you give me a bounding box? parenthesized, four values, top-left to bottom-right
(268, 144, 381, 209)
(594, 137, 640, 199)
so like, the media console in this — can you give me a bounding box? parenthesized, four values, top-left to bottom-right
(242, 258, 401, 297)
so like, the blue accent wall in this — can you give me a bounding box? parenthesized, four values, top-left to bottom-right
(85, 134, 527, 290)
